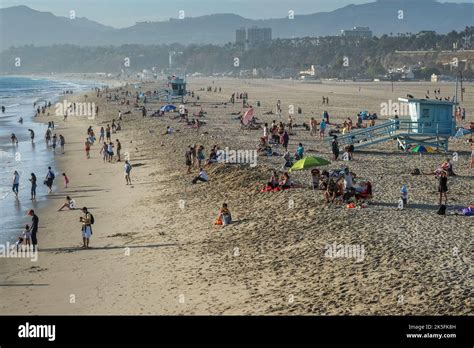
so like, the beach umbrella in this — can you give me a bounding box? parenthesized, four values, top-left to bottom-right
(409, 145, 436, 154)
(289, 156, 331, 172)
(289, 156, 331, 204)
(160, 104, 176, 112)
(242, 107, 254, 126)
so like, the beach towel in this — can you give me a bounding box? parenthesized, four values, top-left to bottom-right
(461, 206, 474, 216)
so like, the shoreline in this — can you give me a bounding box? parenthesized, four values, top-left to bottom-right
(0, 77, 472, 315)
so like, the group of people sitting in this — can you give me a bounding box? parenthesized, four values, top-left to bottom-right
(261, 171, 293, 192)
(310, 167, 372, 203)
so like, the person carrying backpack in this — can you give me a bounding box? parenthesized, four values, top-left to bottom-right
(80, 207, 94, 248)
(44, 166, 55, 193)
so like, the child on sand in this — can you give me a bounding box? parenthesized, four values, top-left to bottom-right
(438, 170, 448, 206)
(124, 160, 132, 185)
(15, 224, 31, 251)
(401, 186, 408, 207)
(215, 203, 232, 226)
(62, 173, 69, 188)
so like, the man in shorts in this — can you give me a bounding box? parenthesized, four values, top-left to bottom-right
(124, 160, 132, 185)
(80, 207, 93, 248)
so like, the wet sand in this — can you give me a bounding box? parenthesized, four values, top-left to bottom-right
(0, 77, 472, 315)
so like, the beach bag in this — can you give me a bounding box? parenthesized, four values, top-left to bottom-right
(89, 213, 95, 224)
(214, 216, 223, 225)
(437, 205, 446, 215)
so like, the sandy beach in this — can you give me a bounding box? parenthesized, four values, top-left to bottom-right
(0, 77, 472, 315)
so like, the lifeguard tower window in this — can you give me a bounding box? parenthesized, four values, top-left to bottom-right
(422, 108, 432, 127)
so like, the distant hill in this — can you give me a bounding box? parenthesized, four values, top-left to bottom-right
(1, 0, 473, 51)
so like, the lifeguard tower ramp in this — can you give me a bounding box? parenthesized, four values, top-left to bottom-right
(326, 98, 456, 152)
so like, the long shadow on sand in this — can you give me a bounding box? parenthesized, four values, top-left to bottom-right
(372, 201, 442, 211)
(39, 243, 179, 253)
(0, 283, 49, 287)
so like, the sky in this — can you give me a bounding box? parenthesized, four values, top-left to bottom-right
(0, 0, 469, 27)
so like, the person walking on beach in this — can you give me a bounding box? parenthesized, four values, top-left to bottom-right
(11, 133, 19, 146)
(28, 209, 39, 252)
(45, 129, 51, 146)
(100, 142, 108, 162)
(62, 172, 70, 188)
(79, 207, 93, 249)
(107, 142, 114, 162)
(116, 139, 122, 162)
(44, 166, 55, 193)
(197, 145, 205, 167)
(310, 117, 317, 136)
(85, 138, 91, 159)
(52, 134, 57, 153)
(29, 173, 37, 200)
(99, 126, 105, 143)
(59, 134, 65, 154)
(185, 146, 192, 174)
(280, 130, 289, 151)
(124, 160, 132, 185)
(320, 119, 327, 138)
(331, 136, 340, 161)
(106, 124, 111, 143)
(12, 170, 20, 198)
(28, 129, 35, 143)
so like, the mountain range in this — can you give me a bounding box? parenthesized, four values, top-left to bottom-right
(0, 0, 473, 51)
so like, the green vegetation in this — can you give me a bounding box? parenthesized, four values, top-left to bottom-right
(1, 27, 472, 79)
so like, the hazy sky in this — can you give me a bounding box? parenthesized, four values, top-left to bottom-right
(0, 0, 469, 27)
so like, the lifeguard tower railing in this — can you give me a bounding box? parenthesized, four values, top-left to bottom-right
(326, 119, 456, 152)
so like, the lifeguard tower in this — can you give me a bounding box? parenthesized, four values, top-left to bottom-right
(156, 76, 187, 102)
(326, 98, 457, 152)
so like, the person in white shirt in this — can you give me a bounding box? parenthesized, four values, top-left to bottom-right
(192, 168, 208, 184)
(263, 123, 268, 141)
(58, 196, 76, 211)
(342, 168, 354, 191)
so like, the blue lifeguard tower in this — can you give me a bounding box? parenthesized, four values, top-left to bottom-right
(326, 98, 457, 152)
(156, 76, 187, 102)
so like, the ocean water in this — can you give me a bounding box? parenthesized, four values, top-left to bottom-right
(0, 76, 95, 244)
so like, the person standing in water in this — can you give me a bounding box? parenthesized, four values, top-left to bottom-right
(12, 170, 20, 198)
(28, 129, 35, 143)
(28, 209, 39, 252)
(59, 134, 65, 154)
(29, 173, 37, 200)
(44, 166, 55, 193)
